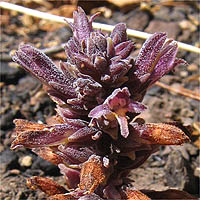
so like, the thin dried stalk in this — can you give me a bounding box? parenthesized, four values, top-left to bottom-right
(0, 1, 200, 54)
(155, 81, 200, 101)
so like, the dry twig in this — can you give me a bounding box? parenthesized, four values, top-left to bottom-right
(0, 1, 200, 54)
(155, 81, 200, 101)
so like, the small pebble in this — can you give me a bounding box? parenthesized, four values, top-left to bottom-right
(9, 169, 20, 175)
(194, 167, 200, 178)
(180, 71, 188, 78)
(19, 155, 32, 167)
(179, 20, 197, 32)
(187, 64, 198, 72)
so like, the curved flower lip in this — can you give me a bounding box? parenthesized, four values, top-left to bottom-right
(89, 87, 146, 138)
(58, 163, 80, 189)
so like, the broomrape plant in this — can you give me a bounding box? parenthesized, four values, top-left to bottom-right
(12, 7, 190, 200)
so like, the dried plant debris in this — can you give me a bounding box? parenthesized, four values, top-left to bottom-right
(11, 7, 194, 199)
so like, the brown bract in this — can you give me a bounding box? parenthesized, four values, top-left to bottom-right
(26, 176, 67, 196)
(79, 155, 109, 193)
(130, 122, 190, 145)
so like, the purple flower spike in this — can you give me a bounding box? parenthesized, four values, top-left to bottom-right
(11, 6, 191, 199)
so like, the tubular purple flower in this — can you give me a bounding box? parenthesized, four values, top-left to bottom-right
(89, 87, 146, 138)
(128, 33, 187, 98)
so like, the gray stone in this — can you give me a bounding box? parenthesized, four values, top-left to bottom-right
(145, 20, 181, 39)
(126, 9, 150, 31)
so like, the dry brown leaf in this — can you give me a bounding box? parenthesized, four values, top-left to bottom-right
(91, 7, 112, 18)
(132, 123, 190, 145)
(52, 52, 67, 60)
(79, 155, 109, 193)
(11, 120, 46, 149)
(194, 137, 200, 149)
(32, 147, 64, 165)
(192, 122, 200, 149)
(14, 119, 47, 134)
(0, 14, 10, 26)
(21, 15, 34, 27)
(46, 115, 65, 125)
(30, 90, 47, 105)
(179, 20, 197, 32)
(155, 81, 200, 101)
(192, 122, 200, 136)
(26, 176, 67, 196)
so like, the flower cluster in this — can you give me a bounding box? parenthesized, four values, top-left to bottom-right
(12, 7, 190, 200)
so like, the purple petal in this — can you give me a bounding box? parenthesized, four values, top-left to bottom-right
(94, 56, 108, 74)
(12, 45, 76, 99)
(116, 115, 129, 138)
(103, 184, 121, 200)
(64, 38, 79, 58)
(68, 126, 101, 142)
(148, 41, 178, 85)
(110, 23, 127, 46)
(74, 75, 102, 99)
(109, 61, 131, 84)
(127, 101, 146, 113)
(58, 144, 94, 163)
(134, 32, 167, 81)
(105, 87, 131, 109)
(79, 193, 104, 200)
(58, 164, 80, 189)
(56, 105, 80, 119)
(90, 32, 107, 53)
(70, 7, 93, 41)
(115, 40, 135, 58)
(88, 104, 111, 119)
